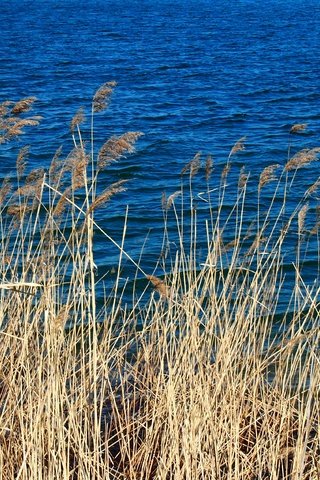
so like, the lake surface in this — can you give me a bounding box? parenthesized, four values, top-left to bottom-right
(1, 0, 320, 311)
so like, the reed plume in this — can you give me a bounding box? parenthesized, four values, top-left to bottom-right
(290, 123, 307, 134)
(17, 168, 45, 198)
(306, 176, 320, 196)
(70, 107, 85, 134)
(181, 152, 201, 177)
(0, 101, 11, 117)
(205, 154, 213, 182)
(229, 136, 246, 157)
(98, 132, 143, 170)
(93, 81, 117, 112)
(49, 146, 64, 186)
(11, 96, 36, 115)
(0, 178, 11, 206)
(311, 205, 320, 234)
(285, 147, 320, 171)
(238, 166, 248, 189)
(53, 188, 71, 218)
(146, 274, 170, 298)
(2, 117, 41, 143)
(258, 164, 279, 190)
(16, 146, 29, 178)
(221, 163, 231, 182)
(66, 147, 88, 191)
(166, 191, 181, 210)
(298, 204, 308, 235)
(88, 180, 128, 213)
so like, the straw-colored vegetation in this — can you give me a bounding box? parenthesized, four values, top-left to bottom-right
(0, 85, 319, 479)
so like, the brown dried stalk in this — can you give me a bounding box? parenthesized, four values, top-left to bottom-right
(11, 96, 36, 115)
(98, 132, 143, 170)
(146, 275, 170, 298)
(258, 164, 280, 190)
(181, 152, 201, 177)
(88, 180, 128, 213)
(93, 81, 117, 112)
(285, 148, 320, 171)
(290, 123, 307, 134)
(70, 107, 85, 134)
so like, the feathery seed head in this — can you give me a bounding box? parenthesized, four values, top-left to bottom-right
(238, 166, 248, 189)
(259, 164, 280, 190)
(93, 81, 117, 112)
(16, 146, 29, 178)
(0, 178, 11, 206)
(285, 147, 320, 171)
(205, 154, 213, 182)
(11, 97, 37, 115)
(88, 180, 128, 213)
(181, 152, 201, 177)
(98, 131, 143, 170)
(146, 275, 170, 299)
(298, 204, 308, 235)
(290, 123, 307, 134)
(306, 176, 320, 196)
(166, 191, 181, 210)
(221, 163, 231, 182)
(70, 107, 85, 134)
(230, 136, 246, 157)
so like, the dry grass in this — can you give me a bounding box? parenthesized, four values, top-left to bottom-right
(0, 87, 319, 480)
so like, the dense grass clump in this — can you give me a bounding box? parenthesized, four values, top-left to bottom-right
(0, 86, 319, 479)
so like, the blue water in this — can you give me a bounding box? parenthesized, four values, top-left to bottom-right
(1, 0, 320, 310)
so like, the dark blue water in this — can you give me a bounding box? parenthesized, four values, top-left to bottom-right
(1, 0, 320, 309)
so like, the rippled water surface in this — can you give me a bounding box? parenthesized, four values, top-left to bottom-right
(1, 0, 320, 309)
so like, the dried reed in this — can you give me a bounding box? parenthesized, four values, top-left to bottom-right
(229, 136, 246, 157)
(97, 131, 143, 171)
(258, 164, 279, 190)
(146, 274, 170, 298)
(0, 90, 319, 480)
(285, 147, 320, 171)
(93, 81, 117, 112)
(166, 190, 181, 210)
(298, 203, 308, 234)
(16, 146, 29, 178)
(70, 107, 85, 134)
(11, 96, 36, 115)
(205, 154, 213, 182)
(88, 179, 128, 213)
(290, 123, 307, 134)
(181, 152, 201, 177)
